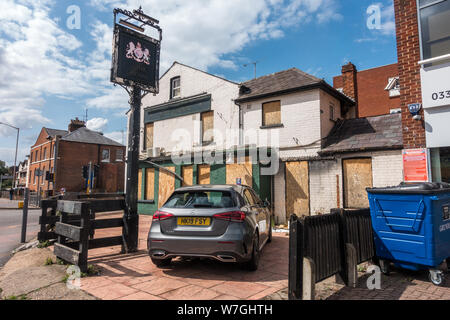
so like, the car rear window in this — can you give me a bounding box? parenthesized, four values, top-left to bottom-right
(164, 191, 236, 208)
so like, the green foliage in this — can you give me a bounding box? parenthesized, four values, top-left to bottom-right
(5, 294, 28, 300)
(61, 274, 69, 283)
(38, 240, 50, 248)
(44, 257, 54, 265)
(56, 258, 67, 265)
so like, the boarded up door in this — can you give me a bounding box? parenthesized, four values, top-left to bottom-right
(158, 166, 175, 206)
(285, 161, 310, 218)
(343, 158, 373, 208)
(198, 165, 210, 184)
(182, 166, 193, 186)
(226, 156, 253, 187)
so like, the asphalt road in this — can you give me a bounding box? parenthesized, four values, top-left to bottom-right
(0, 208, 41, 266)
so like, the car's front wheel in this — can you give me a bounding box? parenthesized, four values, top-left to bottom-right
(244, 234, 260, 271)
(151, 257, 172, 268)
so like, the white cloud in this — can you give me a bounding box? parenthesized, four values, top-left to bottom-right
(89, 0, 343, 72)
(380, 2, 395, 36)
(104, 131, 125, 145)
(0, 147, 28, 167)
(0, 0, 89, 137)
(0, 0, 344, 135)
(86, 117, 109, 132)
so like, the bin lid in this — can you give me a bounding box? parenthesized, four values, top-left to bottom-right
(367, 182, 450, 194)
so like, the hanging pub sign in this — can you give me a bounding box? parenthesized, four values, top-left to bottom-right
(111, 8, 161, 93)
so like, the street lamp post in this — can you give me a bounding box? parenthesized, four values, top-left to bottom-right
(0, 122, 20, 189)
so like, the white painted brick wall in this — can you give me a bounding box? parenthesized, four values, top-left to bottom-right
(140, 63, 240, 156)
(307, 150, 404, 215)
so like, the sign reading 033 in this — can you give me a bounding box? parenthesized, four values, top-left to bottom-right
(111, 24, 160, 93)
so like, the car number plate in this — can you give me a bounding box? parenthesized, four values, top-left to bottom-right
(177, 217, 211, 226)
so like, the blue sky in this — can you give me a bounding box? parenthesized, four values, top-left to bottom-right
(0, 0, 397, 166)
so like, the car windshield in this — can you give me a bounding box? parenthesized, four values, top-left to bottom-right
(164, 190, 235, 209)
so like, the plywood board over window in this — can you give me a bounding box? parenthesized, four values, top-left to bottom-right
(343, 158, 373, 208)
(201, 111, 214, 143)
(262, 101, 281, 126)
(145, 168, 155, 200)
(138, 169, 143, 200)
(226, 156, 253, 187)
(158, 166, 176, 206)
(285, 161, 310, 218)
(145, 123, 154, 150)
(182, 166, 193, 186)
(198, 164, 210, 184)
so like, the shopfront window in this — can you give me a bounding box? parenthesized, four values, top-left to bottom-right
(430, 147, 450, 183)
(418, 0, 450, 61)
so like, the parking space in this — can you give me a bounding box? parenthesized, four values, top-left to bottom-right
(81, 214, 289, 300)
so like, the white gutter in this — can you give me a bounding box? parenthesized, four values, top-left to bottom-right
(418, 53, 450, 66)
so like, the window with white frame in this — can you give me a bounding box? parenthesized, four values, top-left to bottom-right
(170, 76, 181, 99)
(116, 149, 124, 162)
(101, 149, 110, 162)
(418, 0, 450, 61)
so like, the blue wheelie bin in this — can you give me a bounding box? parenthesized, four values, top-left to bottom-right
(367, 182, 450, 286)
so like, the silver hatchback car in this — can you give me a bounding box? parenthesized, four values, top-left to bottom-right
(147, 184, 273, 271)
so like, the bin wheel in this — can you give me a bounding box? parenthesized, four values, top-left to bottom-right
(429, 270, 445, 286)
(379, 259, 390, 275)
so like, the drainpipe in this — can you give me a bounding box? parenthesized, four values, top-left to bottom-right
(53, 136, 60, 191)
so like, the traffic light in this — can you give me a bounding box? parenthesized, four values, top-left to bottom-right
(93, 164, 99, 177)
(45, 172, 54, 181)
(82, 165, 88, 179)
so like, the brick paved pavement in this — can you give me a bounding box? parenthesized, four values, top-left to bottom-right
(80, 213, 450, 300)
(81, 214, 289, 300)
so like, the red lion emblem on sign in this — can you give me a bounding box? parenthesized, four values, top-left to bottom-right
(125, 41, 150, 65)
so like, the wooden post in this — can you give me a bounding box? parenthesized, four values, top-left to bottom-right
(288, 214, 303, 300)
(302, 257, 316, 300)
(78, 202, 90, 273)
(123, 85, 141, 253)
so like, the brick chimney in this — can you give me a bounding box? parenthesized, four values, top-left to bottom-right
(341, 62, 359, 117)
(68, 117, 86, 132)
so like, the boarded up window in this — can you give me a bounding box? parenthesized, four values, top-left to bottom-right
(145, 168, 155, 200)
(286, 161, 310, 218)
(226, 156, 253, 187)
(138, 169, 143, 200)
(262, 101, 281, 126)
(343, 158, 373, 208)
(201, 111, 214, 143)
(158, 167, 176, 206)
(182, 166, 194, 186)
(145, 123, 154, 150)
(198, 164, 210, 184)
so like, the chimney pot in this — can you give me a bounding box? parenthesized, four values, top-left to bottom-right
(68, 118, 86, 132)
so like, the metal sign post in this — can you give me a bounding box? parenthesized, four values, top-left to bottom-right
(111, 7, 162, 253)
(21, 188, 29, 243)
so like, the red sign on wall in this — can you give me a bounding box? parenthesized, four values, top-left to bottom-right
(403, 148, 429, 182)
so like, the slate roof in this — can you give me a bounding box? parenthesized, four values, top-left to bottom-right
(235, 68, 354, 105)
(45, 128, 68, 138)
(320, 113, 403, 155)
(60, 127, 124, 147)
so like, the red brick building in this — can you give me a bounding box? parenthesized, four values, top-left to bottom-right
(333, 63, 401, 118)
(28, 119, 126, 196)
(393, 0, 450, 183)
